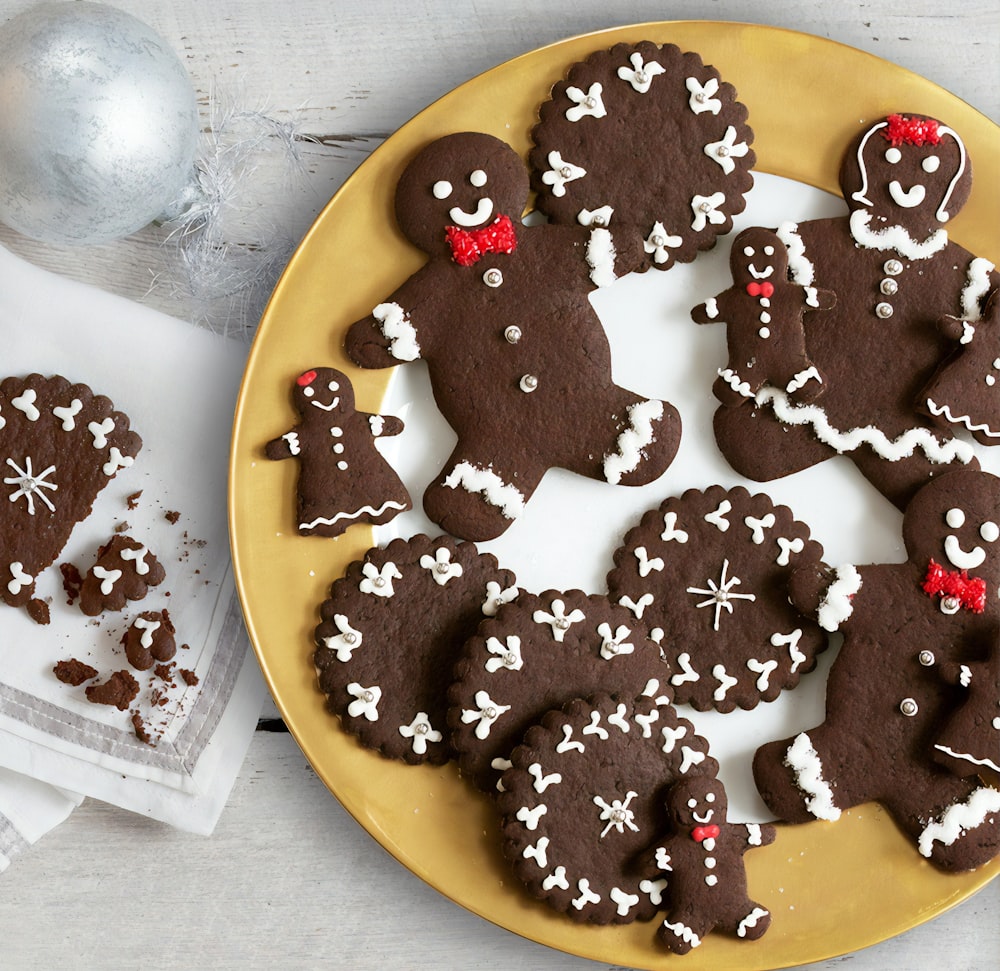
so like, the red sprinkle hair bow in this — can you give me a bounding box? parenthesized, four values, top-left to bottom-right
(881, 114, 942, 147)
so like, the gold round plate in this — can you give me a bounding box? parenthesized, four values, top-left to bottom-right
(230, 22, 999, 970)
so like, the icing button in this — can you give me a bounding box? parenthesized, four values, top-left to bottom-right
(373, 576, 386, 588)
(555, 617, 570, 630)
(415, 722, 429, 735)
(941, 596, 961, 615)
(343, 632, 357, 645)
(880, 278, 899, 296)
(519, 374, 539, 393)
(504, 325, 522, 344)
(559, 165, 573, 179)
(884, 259, 904, 276)
(716, 145, 730, 157)
(483, 268, 503, 288)
(875, 302, 894, 319)
(918, 650, 935, 666)
(485, 706, 498, 720)
(362, 690, 375, 703)
(899, 698, 919, 717)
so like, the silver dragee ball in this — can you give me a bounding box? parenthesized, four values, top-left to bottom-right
(0, 2, 200, 244)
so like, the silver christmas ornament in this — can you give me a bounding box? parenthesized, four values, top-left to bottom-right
(0, 2, 200, 244)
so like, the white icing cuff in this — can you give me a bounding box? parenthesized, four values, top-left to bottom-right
(442, 462, 525, 519)
(786, 366, 822, 395)
(960, 257, 996, 320)
(783, 732, 841, 821)
(586, 227, 617, 287)
(372, 302, 421, 361)
(719, 367, 754, 399)
(776, 221, 814, 285)
(604, 399, 663, 485)
(816, 564, 862, 633)
(848, 209, 948, 260)
(918, 787, 1000, 858)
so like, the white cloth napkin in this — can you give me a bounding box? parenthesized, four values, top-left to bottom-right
(0, 242, 267, 858)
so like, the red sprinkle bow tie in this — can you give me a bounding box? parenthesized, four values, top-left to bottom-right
(923, 559, 986, 614)
(746, 281, 774, 298)
(445, 213, 517, 266)
(691, 824, 720, 843)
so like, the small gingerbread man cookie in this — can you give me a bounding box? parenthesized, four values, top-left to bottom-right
(692, 226, 835, 405)
(652, 777, 775, 954)
(265, 366, 411, 537)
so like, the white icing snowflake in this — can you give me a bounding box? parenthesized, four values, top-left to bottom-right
(594, 790, 640, 838)
(617, 52, 665, 93)
(398, 712, 442, 755)
(323, 614, 364, 662)
(346, 682, 381, 721)
(691, 192, 727, 232)
(576, 205, 614, 228)
(643, 221, 682, 264)
(597, 622, 634, 660)
(485, 635, 524, 673)
(460, 690, 510, 740)
(359, 561, 401, 598)
(541, 151, 586, 197)
(704, 125, 750, 175)
(686, 558, 756, 631)
(419, 547, 463, 585)
(4, 457, 57, 515)
(685, 76, 722, 114)
(532, 598, 585, 641)
(482, 579, 518, 616)
(565, 82, 606, 122)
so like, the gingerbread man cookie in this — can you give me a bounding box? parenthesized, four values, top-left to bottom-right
(652, 777, 774, 954)
(692, 226, 835, 405)
(345, 132, 681, 542)
(0, 374, 141, 616)
(78, 534, 165, 616)
(265, 366, 411, 537)
(713, 114, 998, 510)
(753, 469, 1000, 871)
(497, 693, 717, 925)
(530, 41, 755, 272)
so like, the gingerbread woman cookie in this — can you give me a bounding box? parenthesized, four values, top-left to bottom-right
(0, 374, 141, 616)
(345, 132, 681, 542)
(753, 469, 1000, 871)
(530, 41, 755, 272)
(265, 366, 411, 537)
(651, 777, 774, 954)
(692, 226, 835, 405)
(78, 534, 165, 616)
(713, 114, 998, 510)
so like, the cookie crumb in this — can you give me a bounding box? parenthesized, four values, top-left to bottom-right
(85, 670, 139, 711)
(165, 510, 180, 524)
(131, 712, 153, 745)
(27, 598, 50, 625)
(127, 491, 143, 510)
(53, 658, 98, 686)
(59, 563, 83, 605)
(179, 669, 199, 687)
(113, 520, 130, 534)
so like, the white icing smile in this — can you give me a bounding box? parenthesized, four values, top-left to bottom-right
(944, 534, 986, 571)
(449, 196, 494, 227)
(692, 808, 714, 824)
(888, 180, 926, 208)
(310, 396, 340, 411)
(747, 263, 774, 280)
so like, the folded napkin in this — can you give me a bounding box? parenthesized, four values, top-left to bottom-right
(0, 242, 267, 859)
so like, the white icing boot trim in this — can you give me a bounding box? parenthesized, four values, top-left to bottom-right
(604, 399, 664, 485)
(719, 367, 754, 399)
(662, 920, 701, 949)
(783, 733, 841, 821)
(848, 210, 948, 260)
(816, 564, 862, 632)
(926, 398, 1000, 440)
(960, 257, 996, 319)
(785, 366, 822, 395)
(757, 386, 976, 465)
(737, 907, 769, 938)
(373, 302, 421, 361)
(918, 788, 1000, 858)
(586, 227, 617, 288)
(442, 462, 526, 519)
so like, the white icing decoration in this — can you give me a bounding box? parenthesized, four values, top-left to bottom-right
(419, 546, 464, 585)
(555, 725, 585, 754)
(704, 126, 749, 174)
(718, 367, 754, 399)
(918, 788, 1000, 858)
(542, 866, 569, 891)
(671, 652, 700, 686)
(960, 258, 995, 319)
(617, 52, 664, 93)
(934, 744, 1000, 775)
(680, 745, 707, 774)
(372, 302, 421, 362)
(738, 908, 770, 938)
(134, 617, 160, 649)
(492, 757, 513, 791)
(541, 150, 585, 197)
(571, 879, 601, 910)
(528, 763, 562, 793)
(281, 432, 300, 455)
(705, 874, 719, 887)
(359, 561, 401, 598)
(469, 169, 487, 188)
(532, 598, 585, 642)
(691, 192, 726, 231)
(633, 546, 664, 577)
(772, 629, 806, 673)
(522, 836, 550, 869)
(746, 823, 764, 847)
(7, 562, 32, 596)
(585, 226, 617, 288)
(398, 712, 442, 755)
(448, 196, 494, 227)
(442, 462, 525, 519)
(712, 664, 738, 702)
(594, 791, 639, 838)
(92, 566, 121, 595)
(744, 513, 776, 545)
(848, 209, 948, 260)
(516, 803, 547, 831)
(564, 82, 606, 122)
(634, 707, 660, 738)
(747, 657, 778, 691)
(643, 221, 682, 264)
(607, 703, 630, 733)
(925, 398, 1000, 440)
(368, 415, 385, 437)
(11, 390, 40, 421)
(582, 711, 609, 740)
(946, 507, 966, 528)
(102, 447, 134, 476)
(119, 544, 150, 576)
(618, 592, 653, 619)
(687, 559, 756, 631)
(654, 847, 673, 872)
(661, 511, 689, 543)
(889, 179, 926, 209)
(756, 385, 975, 465)
(685, 76, 721, 114)
(597, 622, 634, 661)
(816, 565, 863, 633)
(461, 690, 510, 739)
(640, 877, 668, 906)
(944, 533, 985, 571)
(577, 205, 614, 228)
(322, 614, 364, 662)
(663, 920, 701, 949)
(660, 723, 687, 754)
(347, 682, 382, 721)
(299, 500, 409, 532)
(485, 635, 523, 673)
(604, 398, 663, 485)
(610, 888, 640, 917)
(88, 417, 115, 448)
(704, 499, 732, 532)
(432, 180, 452, 200)
(776, 536, 805, 567)
(4, 457, 57, 515)
(482, 580, 518, 616)
(784, 732, 841, 820)
(786, 366, 822, 395)
(52, 399, 82, 431)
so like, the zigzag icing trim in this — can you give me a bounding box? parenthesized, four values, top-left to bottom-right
(603, 399, 663, 485)
(373, 302, 421, 361)
(960, 257, 996, 319)
(586, 227, 617, 288)
(918, 787, 1000, 858)
(300, 499, 409, 531)
(442, 462, 525, 519)
(784, 732, 841, 821)
(926, 398, 1000, 440)
(849, 210, 948, 260)
(816, 564, 862, 633)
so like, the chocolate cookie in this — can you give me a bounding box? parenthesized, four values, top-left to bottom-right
(314, 535, 517, 765)
(530, 40, 754, 272)
(498, 693, 717, 924)
(606, 485, 826, 712)
(448, 590, 672, 791)
(78, 535, 165, 616)
(0, 374, 141, 612)
(122, 610, 177, 671)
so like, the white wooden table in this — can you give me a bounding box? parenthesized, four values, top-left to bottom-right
(1, 1, 997, 968)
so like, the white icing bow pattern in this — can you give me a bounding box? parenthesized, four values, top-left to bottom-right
(532, 598, 586, 641)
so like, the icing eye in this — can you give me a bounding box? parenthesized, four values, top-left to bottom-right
(327, 381, 339, 392)
(687, 798, 697, 809)
(981, 521, 999, 543)
(922, 156, 941, 173)
(945, 507, 966, 528)
(763, 246, 774, 256)
(885, 147, 902, 164)
(469, 169, 488, 187)
(705, 792, 716, 803)
(743, 246, 754, 256)
(302, 386, 315, 398)
(432, 180, 453, 200)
